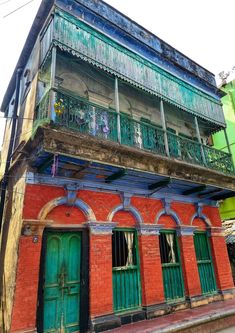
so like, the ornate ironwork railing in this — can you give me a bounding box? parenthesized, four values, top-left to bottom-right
(55, 91, 118, 142)
(167, 132, 204, 165)
(120, 114, 165, 156)
(203, 145, 234, 174)
(35, 89, 234, 175)
(36, 91, 50, 120)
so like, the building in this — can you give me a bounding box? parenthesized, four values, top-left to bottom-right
(1, 1, 235, 332)
(213, 79, 235, 282)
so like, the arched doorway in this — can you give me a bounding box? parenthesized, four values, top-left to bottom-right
(37, 197, 95, 333)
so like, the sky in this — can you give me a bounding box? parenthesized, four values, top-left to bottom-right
(0, 0, 235, 146)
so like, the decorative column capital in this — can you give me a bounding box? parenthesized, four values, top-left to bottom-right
(21, 219, 53, 236)
(120, 192, 132, 210)
(177, 225, 197, 236)
(207, 227, 225, 237)
(86, 221, 117, 235)
(138, 224, 164, 235)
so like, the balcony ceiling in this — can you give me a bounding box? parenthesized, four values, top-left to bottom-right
(30, 150, 235, 204)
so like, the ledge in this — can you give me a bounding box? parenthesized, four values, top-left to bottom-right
(22, 125, 235, 192)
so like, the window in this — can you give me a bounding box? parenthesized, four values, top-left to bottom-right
(159, 232, 179, 264)
(112, 230, 136, 267)
(159, 230, 185, 301)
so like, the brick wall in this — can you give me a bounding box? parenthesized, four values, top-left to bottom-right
(89, 234, 113, 317)
(9, 184, 234, 332)
(11, 236, 42, 332)
(139, 235, 164, 305)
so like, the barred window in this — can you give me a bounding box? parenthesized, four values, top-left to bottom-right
(112, 230, 136, 267)
(159, 232, 179, 264)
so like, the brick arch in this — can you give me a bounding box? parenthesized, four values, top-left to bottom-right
(38, 196, 96, 221)
(107, 204, 143, 226)
(190, 213, 211, 227)
(155, 208, 181, 225)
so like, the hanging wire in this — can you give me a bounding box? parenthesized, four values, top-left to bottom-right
(0, 0, 13, 6)
(3, 0, 35, 18)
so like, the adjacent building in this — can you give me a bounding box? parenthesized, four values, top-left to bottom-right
(213, 79, 235, 282)
(1, 1, 235, 332)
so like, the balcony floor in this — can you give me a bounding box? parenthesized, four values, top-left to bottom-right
(23, 126, 235, 203)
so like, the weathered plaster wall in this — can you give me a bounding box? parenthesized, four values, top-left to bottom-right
(15, 38, 40, 148)
(54, 54, 205, 139)
(1, 168, 27, 332)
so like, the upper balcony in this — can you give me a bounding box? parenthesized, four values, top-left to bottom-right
(35, 87, 234, 176)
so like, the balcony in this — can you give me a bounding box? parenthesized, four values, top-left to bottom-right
(35, 89, 234, 176)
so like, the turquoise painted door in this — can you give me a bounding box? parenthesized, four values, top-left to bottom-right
(160, 230, 185, 302)
(112, 230, 141, 312)
(43, 232, 81, 333)
(194, 232, 217, 294)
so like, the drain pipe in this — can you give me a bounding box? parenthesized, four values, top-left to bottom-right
(0, 68, 22, 233)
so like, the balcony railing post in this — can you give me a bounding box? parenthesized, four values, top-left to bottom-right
(224, 128, 235, 172)
(115, 77, 121, 143)
(160, 99, 169, 157)
(49, 46, 57, 122)
(194, 116, 206, 166)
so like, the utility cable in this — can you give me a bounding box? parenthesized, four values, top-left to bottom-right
(3, 0, 35, 18)
(0, 0, 13, 6)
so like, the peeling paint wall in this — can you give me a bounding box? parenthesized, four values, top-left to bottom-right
(1, 168, 27, 332)
(53, 54, 205, 140)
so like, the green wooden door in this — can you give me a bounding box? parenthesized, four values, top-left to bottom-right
(43, 232, 81, 333)
(112, 229, 141, 312)
(194, 232, 217, 294)
(160, 230, 185, 302)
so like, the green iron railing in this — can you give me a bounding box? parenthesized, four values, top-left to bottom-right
(55, 91, 118, 142)
(167, 132, 203, 165)
(120, 114, 165, 156)
(203, 145, 234, 174)
(35, 89, 234, 175)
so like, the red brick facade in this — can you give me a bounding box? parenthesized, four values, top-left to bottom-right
(10, 184, 234, 332)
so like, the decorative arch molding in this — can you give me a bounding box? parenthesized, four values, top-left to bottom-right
(155, 208, 181, 226)
(190, 203, 211, 227)
(154, 198, 181, 225)
(107, 204, 143, 226)
(38, 196, 96, 221)
(190, 213, 211, 227)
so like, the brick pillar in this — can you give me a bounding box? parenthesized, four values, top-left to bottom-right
(138, 224, 171, 319)
(11, 235, 42, 332)
(88, 222, 120, 332)
(11, 219, 48, 333)
(177, 226, 202, 302)
(209, 227, 235, 298)
(138, 224, 164, 309)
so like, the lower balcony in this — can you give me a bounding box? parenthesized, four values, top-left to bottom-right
(35, 89, 234, 176)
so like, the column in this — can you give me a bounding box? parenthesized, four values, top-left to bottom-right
(194, 116, 206, 165)
(160, 99, 170, 157)
(177, 226, 202, 303)
(115, 77, 121, 143)
(138, 224, 165, 318)
(208, 227, 235, 299)
(49, 46, 57, 121)
(87, 222, 121, 331)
